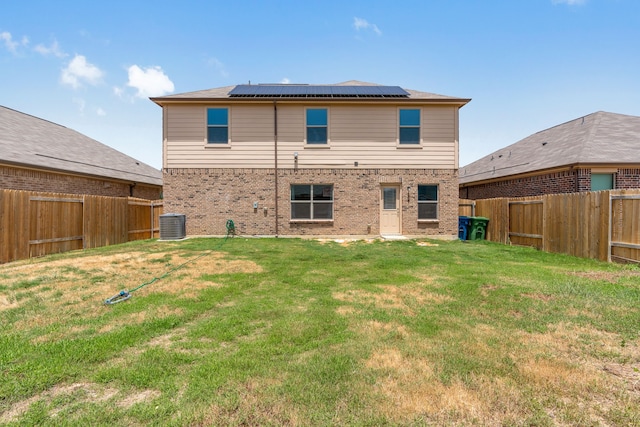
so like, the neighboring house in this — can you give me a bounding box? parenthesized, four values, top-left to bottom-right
(459, 111, 640, 199)
(151, 81, 470, 238)
(0, 106, 162, 200)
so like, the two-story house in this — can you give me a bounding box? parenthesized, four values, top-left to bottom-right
(151, 81, 470, 238)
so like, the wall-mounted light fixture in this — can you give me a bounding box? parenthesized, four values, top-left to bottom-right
(293, 152, 298, 159)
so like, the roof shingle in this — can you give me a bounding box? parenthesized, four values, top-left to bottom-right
(0, 106, 162, 186)
(460, 111, 640, 184)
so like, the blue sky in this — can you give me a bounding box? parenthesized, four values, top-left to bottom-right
(2, 0, 639, 170)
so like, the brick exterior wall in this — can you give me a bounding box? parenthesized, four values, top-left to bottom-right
(617, 168, 640, 188)
(163, 168, 459, 238)
(0, 165, 162, 200)
(460, 168, 640, 199)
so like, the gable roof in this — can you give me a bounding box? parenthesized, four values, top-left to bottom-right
(151, 81, 470, 105)
(460, 111, 640, 184)
(0, 106, 162, 186)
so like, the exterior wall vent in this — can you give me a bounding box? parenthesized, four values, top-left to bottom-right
(159, 213, 186, 240)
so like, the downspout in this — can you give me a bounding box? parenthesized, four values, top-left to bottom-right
(274, 101, 279, 237)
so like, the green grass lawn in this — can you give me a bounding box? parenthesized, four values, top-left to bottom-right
(1, 237, 639, 426)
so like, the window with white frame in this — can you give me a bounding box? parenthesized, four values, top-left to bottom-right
(291, 184, 333, 220)
(306, 108, 328, 144)
(399, 109, 420, 144)
(207, 108, 228, 144)
(418, 185, 438, 220)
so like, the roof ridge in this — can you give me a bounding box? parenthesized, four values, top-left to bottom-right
(1, 105, 69, 131)
(577, 111, 603, 161)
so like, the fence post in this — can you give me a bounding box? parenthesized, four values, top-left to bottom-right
(607, 191, 612, 263)
(542, 195, 546, 252)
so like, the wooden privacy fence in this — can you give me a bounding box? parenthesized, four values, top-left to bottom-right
(0, 189, 163, 264)
(460, 189, 640, 263)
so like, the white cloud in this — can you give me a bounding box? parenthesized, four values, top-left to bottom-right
(552, 0, 586, 5)
(1, 31, 28, 53)
(96, 107, 106, 116)
(280, 78, 291, 84)
(34, 39, 66, 58)
(126, 65, 174, 98)
(206, 57, 229, 78)
(72, 97, 86, 114)
(61, 55, 104, 89)
(353, 17, 382, 36)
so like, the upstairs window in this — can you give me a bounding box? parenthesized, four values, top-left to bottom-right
(418, 185, 438, 220)
(207, 108, 228, 144)
(306, 108, 328, 144)
(291, 184, 333, 220)
(399, 109, 420, 144)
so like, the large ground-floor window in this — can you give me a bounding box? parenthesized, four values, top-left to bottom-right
(418, 185, 438, 220)
(291, 184, 333, 220)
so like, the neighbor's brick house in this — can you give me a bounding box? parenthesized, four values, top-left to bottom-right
(0, 106, 162, 199)
(152, 81, 470, 238)
(460, 111, 640, 199)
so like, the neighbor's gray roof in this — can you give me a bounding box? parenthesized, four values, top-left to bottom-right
(151, 81, 470, 104)
(0, 106, 162, 186)
(460, 111, 640, 185)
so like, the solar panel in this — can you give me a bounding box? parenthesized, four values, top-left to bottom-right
(228, 85, 409, 98)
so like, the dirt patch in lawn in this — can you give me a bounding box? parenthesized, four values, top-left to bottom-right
(603, 363, 640, 395)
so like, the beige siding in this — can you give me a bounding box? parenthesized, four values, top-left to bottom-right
(424, 106, 455, 141)
(165, 103, 458, 169)
(330, 105, 396, 142)
(166, 105, 204, 141)
(278, 105, 304, 143)
(232, 106, 274, 142)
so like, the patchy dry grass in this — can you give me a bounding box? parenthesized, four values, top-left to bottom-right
(3, 248, 260, 342)
(1, 238, 639, 426)
(0, 382, 160, 424)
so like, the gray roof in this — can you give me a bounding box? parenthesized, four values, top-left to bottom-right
(151, 81, 470, 104)
(0, 106, 162, 186)
(460, 111, 640, 184)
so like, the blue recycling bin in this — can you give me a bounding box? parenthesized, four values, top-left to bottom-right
(458, 216, 471, 240)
